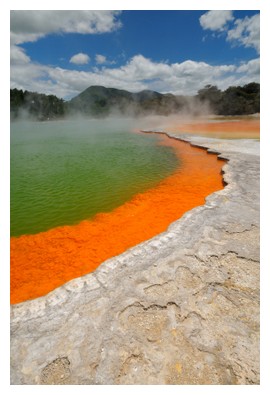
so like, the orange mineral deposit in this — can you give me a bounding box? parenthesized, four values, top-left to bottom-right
(10, 135, 225, 304)
(166, 119, 260, 139)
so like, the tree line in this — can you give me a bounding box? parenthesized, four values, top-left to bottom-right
(10, 89, 65, 120)
(196, 82, 259, 116)
(10, 82, 260, 120)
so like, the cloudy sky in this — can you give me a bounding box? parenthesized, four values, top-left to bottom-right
(10, 9, 260, 99)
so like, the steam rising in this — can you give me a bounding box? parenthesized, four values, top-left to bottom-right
(11, 91, 213, 126)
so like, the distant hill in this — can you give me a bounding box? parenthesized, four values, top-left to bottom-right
(67, 85, 189, 117)
(66, 83, 260, 117)
(10, 82, 260, 120)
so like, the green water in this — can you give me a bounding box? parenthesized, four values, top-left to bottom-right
(10, 119, 179, 237)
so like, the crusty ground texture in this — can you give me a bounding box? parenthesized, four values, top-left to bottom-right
(11, 133, 259, 385)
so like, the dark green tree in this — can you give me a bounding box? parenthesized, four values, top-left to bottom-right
(197, 85, 223, 113)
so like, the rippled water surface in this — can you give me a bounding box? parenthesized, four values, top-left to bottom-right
(11, 119, 179, 237)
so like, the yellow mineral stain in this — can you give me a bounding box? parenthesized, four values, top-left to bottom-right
(175, 363, 182, 374)
(171, 328, 177, 337)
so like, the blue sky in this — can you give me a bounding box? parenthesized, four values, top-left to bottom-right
(10, 9, 260, 99)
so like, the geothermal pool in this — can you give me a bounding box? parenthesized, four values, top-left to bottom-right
(10, 119, 225, 304)
(11, 119, 178, 237)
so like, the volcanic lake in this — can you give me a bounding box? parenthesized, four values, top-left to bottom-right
(10, 118, 225, 304)
(11, 119, 179, 237)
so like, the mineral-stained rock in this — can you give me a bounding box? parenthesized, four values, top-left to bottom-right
(10, 134, 260, 385)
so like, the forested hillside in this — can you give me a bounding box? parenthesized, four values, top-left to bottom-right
(196, 83, 260, 115)
(10, 89, 65, 120)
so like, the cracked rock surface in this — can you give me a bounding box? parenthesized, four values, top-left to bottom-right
(10, 133, 260, 385)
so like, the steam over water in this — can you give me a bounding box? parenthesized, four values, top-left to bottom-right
(11, 119, 179, 237)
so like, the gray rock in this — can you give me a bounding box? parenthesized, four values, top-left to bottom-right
(10, 133, 260, 385)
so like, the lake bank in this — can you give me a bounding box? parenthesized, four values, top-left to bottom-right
(11, 133, 259, 384)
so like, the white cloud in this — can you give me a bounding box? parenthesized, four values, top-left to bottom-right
(104, 55, 171, 82)
(95, 54, 107, 64)
(227, 14, 260, 53)
(236, 58, 260, 75)
(10, 45, 30, 65)
(10, 54, 260, 99)
(199, 11, 234, 32)
(199, 11, 260, 54)
(96, 54, 118, 66)
(70, 53, 90, 65)
(10, 10, 122, 45)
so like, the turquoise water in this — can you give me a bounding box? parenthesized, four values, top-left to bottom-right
(10, 119, 179, 237)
